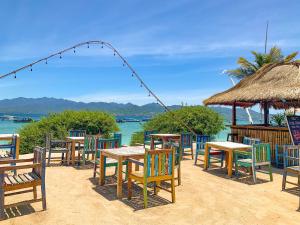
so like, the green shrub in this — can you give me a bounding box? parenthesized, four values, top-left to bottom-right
(130, 131, 144, 146)
(143, 106, 224, 135)
(19, 110, 119, 154)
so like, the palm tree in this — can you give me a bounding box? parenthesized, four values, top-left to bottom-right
(226, 46, 299, 79)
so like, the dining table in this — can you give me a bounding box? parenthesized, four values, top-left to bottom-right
(149, 133, 181, 149)
(66, 136, 85, 166)
(0, 134, 20, 159)
(204, 141, 252, 177)
(99, 146, 145, 199)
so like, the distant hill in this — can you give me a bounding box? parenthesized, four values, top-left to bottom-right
(0, 97, 262, 122)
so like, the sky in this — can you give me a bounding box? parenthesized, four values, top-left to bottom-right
(0, 0, 300, 106)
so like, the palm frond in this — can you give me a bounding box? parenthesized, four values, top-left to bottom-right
(284, 52, 298, 63)
(237, 57, 257, 71)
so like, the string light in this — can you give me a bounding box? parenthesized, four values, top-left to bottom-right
(148, 92, 151, 97)
(132, 73, 134, 77)
(14, 72, 16, 79)
(59, 53, 62, 59)
(73, 47, 76, 53)
(101, 42, 104, 48)
(30, 65, 33, 71)
(140, 82, 143, 87)
(87, 43, 90, 48)
(45, 59, 48, 64)
(113, 51, 116, 56)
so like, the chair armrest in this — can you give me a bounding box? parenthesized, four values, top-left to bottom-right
(0, 163, 41, 172)
(0, 158, 34, 164)
(127, 158, 144, 167)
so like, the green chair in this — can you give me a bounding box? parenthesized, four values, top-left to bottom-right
(79, 135, 97, 165)
(93, 138, 128, 179)
(234, 143, 273, 183)
(144, 130, 162, 149)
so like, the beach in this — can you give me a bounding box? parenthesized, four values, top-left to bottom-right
(2, 154, 300, 225)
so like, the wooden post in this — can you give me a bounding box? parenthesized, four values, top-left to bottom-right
(232, 102, 237, 126)
(264, 102, 269, 126)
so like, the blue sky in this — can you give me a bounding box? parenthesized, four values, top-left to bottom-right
(0, 0, 299, 105)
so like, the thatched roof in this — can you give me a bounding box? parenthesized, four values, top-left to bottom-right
(203, 62, 300, 109)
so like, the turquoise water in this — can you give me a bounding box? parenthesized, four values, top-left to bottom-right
(0, 119, 229, 145)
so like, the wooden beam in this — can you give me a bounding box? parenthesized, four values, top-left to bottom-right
(264, 102, 269, 126)
(232, 102, 237, 126)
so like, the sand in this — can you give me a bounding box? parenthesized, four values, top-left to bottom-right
(2, 154, 300, 225)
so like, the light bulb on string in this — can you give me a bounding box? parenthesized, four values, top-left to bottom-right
(113, 51, 116, 56)
(30, 65, 33, 71)
(131, 73, 134, 77)
(101, 42, 104, 48)
(140, 83, 143, 87)
(73, 47, 76, 53)
(148, 92, 151, 97)
(87, 43, 90, 48)
(59, 53, 62, 59)
(14, 73, 16, 79)
(45, 59, 48, 64)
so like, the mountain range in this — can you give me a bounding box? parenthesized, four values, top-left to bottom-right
(0, 97, 263, 123)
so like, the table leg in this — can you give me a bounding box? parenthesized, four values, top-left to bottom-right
(16, 136, 20, 159)
(204, 144, 209, 170)
(150, 137, 154, 150)
(99, 152, 105, 185)
(117, 157, 123, 199)
(227, 150, 233, 177)
(72, 140, 76, 166)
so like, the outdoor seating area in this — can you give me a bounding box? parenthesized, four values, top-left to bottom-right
(0, 125, 300, 224)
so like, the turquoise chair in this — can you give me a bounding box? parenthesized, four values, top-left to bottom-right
(181, 133, 194, 159)
(194, 135, 224, 167)
(93, 138, 128, 179)
(80, 135, 97, 165)
(144, 130, 162, 149)
(235, 143, 273, 183)
(113, 133, 122, 147)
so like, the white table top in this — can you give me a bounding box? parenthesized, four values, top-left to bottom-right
(206, 141, 252, 149)
(66, 136, 85, 140)
(0, 134, 19, 138)
(150, 134, 180, 138)
(101, 146, 145, 157)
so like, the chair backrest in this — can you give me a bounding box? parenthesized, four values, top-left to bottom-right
(252, 143, 271, 164)
(33, 146, 46, 178)
(165, 141, 181, 166)
(113, 133, 122, 146)
(45, 133, 67, 150)
(283, 145, 300, 168)
(144, 148, 175, 178)
(84, 135, 97, 152)
(144, 130, 157, 142)
(243, 136, 261, 145)
(227, 133, 238, 142)
(196, 135, 210, 150)
(96, 138, 119, 158)
(69, 130, 86, 137)
(181, 133, 193, 149)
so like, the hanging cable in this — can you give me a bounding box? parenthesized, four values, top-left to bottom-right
(0, 40, 197, 135)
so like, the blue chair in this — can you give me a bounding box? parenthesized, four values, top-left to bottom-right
(181, 133, 194, 159)
(0, 135, 17, 160)
(275, 144, 285, 168)
(282, 145, 300, 191)
(69, 130, 86, 137)
(194, 135, 224, 167)
(144, 130, 162, 149)
(93, 138, 128, 179)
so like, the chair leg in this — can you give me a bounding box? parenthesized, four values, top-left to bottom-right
(41, 182, 47, 210)
(191, 147, 194, 160)
(171, 178, 175, 203)
(127, 162, 132, 199)
(33, 186, 37, 200)
(194, 150, 198, 165)
(220, 152, 224, 168)
(82, 152, 85, 166)
(268, 164, 273, 182)
(0, 174, 5, 220)
(47, 150, 51, 166)
(252, 166, 257, 184)
(177, 165, 181, 186)
(93, 163, 97, 178)
(235, 163, 239, 176)
(282, 170, 287, 190)
(143, 181, 148, 208)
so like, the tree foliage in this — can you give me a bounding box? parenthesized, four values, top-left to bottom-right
(226, 46, 299, 79)
(19, 110, 118, 154)
(143, 106, 224, 135)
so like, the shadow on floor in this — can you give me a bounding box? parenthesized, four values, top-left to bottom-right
(2, 202, 39, 220)
(90, 176, 172, 210)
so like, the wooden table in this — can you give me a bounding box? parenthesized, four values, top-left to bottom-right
(0, 134, 20, 159)
(99, 146, 145, 199)
(66, 136, 85, 166)
(204, 141, 252, 177)
(149, 134, 180, 149)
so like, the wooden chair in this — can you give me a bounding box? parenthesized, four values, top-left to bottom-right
(0, 135, 17, 161)
(93, 138, 128, 179)
(127, 148, 176, 208)
(0, 147, 46, 220)
(234, 143, 273, 183)
(227, 133, 238, 142)
(194, 135, 224, 167)
(165, 142, 182, 185)
(79, 135, 97, 165)
(144, 130, 162, 149)
(282, 145, 300, 191)
(180, 133, 194, 159)
(46, 134, 70, 166)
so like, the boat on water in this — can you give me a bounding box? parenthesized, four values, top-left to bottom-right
(0, 115, 17, 121)
(13, 117, 34, 123)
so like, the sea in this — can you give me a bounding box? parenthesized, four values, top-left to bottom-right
(0, 113, 229, 145)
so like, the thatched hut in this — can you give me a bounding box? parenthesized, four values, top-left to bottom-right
(203, 62, 300, 159)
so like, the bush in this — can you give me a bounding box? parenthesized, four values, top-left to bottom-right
(143, 106, 224, 135)
(19, 110, 119, 154)
(130, 131, 144, 146)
